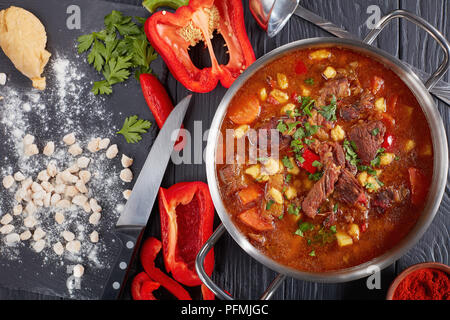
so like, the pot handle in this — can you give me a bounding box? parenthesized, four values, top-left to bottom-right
(196, 224, 286, 300)
(363, 9, 450, 92)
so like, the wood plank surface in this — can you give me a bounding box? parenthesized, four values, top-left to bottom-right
(0, 0, 448, 300)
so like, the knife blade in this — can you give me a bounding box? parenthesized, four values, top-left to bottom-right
(101, 95, 192, 299)
(294, 5, 450, 105)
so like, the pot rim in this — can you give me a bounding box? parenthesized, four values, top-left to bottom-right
(205, 37, 449, 283)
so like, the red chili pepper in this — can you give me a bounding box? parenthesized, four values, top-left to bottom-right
(140, 73, 186, 151)
(201, 284, 215, 300)
(140, 237, 192, 300)
(297, 149, 320, 174)
(295, 61, 308, 75)
(158, 182, 215, 287)
(131, 272, 160, 300)
(145, 0, 256, 93)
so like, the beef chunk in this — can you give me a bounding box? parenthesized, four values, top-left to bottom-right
(219, 165, 246, 196)
(372, 187, 408, 213)
(302, 164, 341, 218)
(316, 142, 345, 168)
(317, 78, 351, 106)
(349, 120, 386, 165)
(249, 117, 292, 157)
(335, 169, 367, 205)
(339, 91, 375, 121)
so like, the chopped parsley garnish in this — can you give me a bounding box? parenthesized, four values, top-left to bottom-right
(372, 128, 380, 136)
(308, 171, 323, 182)
(295, 222, 315, 237)
(291, 139, 304, 153)
(304, 78, 315, 85)
(296, 155, 305, 164)
(288, 204, 301, 216)
(333, 204, 339, 214)
(343, 140, 360, 167)
(304, 123, 320, 137)
(276, 120, 288, 133)
(282, 156, 294, 170)
(309, 250, 316, 257)
(266, 200, 275, 211)
(330, 225, 337, 234)
(370, 148, 386, 168)
(286, 121, 302, 133)
(285, 174, 292, 183)
(312, 160, 322, 168)
(298, 96, 315, 117)
(318, 95, 337, 122)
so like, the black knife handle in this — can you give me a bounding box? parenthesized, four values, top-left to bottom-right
(101, 226, 144, 300)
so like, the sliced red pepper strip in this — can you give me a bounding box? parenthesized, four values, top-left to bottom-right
(201, 284, 215, 300)
(131, 272, 160, 300)
(145, 0, 256, 92)
(297, 149, 320, 174)
(159, 182, 215, 287)
(140, 73, 186, 151)
(140, 237, 192, 300)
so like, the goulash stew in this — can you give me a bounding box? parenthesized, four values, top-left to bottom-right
(216, 47, 433, 272)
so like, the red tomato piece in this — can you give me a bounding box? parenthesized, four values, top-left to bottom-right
(408, 168, 429, 206)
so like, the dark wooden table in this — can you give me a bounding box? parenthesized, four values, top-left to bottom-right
(0, 0, 448, 300)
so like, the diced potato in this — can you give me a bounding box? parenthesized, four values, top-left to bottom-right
(375, 169, 383, 177)
(281, 103, 296, 117)
(234, 125, 249, 139)
(366, 176, 381, 192)
(259, 88, 268, 101)
(300, 86, 311, 96)
(257, 175, 270, 182)
(404, 140, 416, 152)
(277, 73, 289, 89)
(309, 49, 331, 60)
(331, 125, 346, 142)
(284, 186, 297, 200)
(323, 66, 337, 80)
(357, 172, 368, 187)
(245, 165, 261, 180)
(264, 158, 281, 175)
(380, 153, 395, 166)
(348, 224, 360, 241)
(270, 89, 289, 104)
(375, 97, 386, 112)
(303, 178, 314, 191)
(287, 157, 300, 175)
(336, 232, 353, 247)
(268, 188, 284, 205)
(421, 144, 432, 157)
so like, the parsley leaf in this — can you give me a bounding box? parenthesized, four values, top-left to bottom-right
(318, 95, 337, 121)
(117, 115, 152, 143)
(282, 156, 294, 170)
(295, 222, 315, 237)
(277, 120, 288, 133)
(77, 10, 157, 95)
(343, 140, 360, 167)
(304, 78, 315, 85)
(266, 200, 275, 211)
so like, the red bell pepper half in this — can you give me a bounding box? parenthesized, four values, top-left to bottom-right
(131, 272, 160, 300)
(140, 237, 192, 300)
(145, 0, 256, 92)
(158, 182, 215, 287)
(140, 73, 186, 151)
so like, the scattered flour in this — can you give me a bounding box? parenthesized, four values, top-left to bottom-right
(0, 54, 131, 298)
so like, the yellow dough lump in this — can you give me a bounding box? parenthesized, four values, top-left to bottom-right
(0, 6, 51, 90)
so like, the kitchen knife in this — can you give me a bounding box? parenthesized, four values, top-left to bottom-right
(101, 95, 192, 299)
(294, 5, 450, 105)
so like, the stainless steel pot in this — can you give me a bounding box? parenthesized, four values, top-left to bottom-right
(196, 10, 450, 300)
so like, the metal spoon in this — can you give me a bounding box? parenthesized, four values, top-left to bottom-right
(249, 0, 450, 105)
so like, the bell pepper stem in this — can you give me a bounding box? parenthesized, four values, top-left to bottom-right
(142, 0, 189, 13)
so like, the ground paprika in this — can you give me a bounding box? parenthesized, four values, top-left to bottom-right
(392, 268, 450, 300)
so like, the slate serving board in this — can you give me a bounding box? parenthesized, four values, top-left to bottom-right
(0, 0, 448, 300)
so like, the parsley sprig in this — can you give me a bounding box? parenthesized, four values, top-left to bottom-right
(77, 10, 158, 95)
(117, 115, 152, 143)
